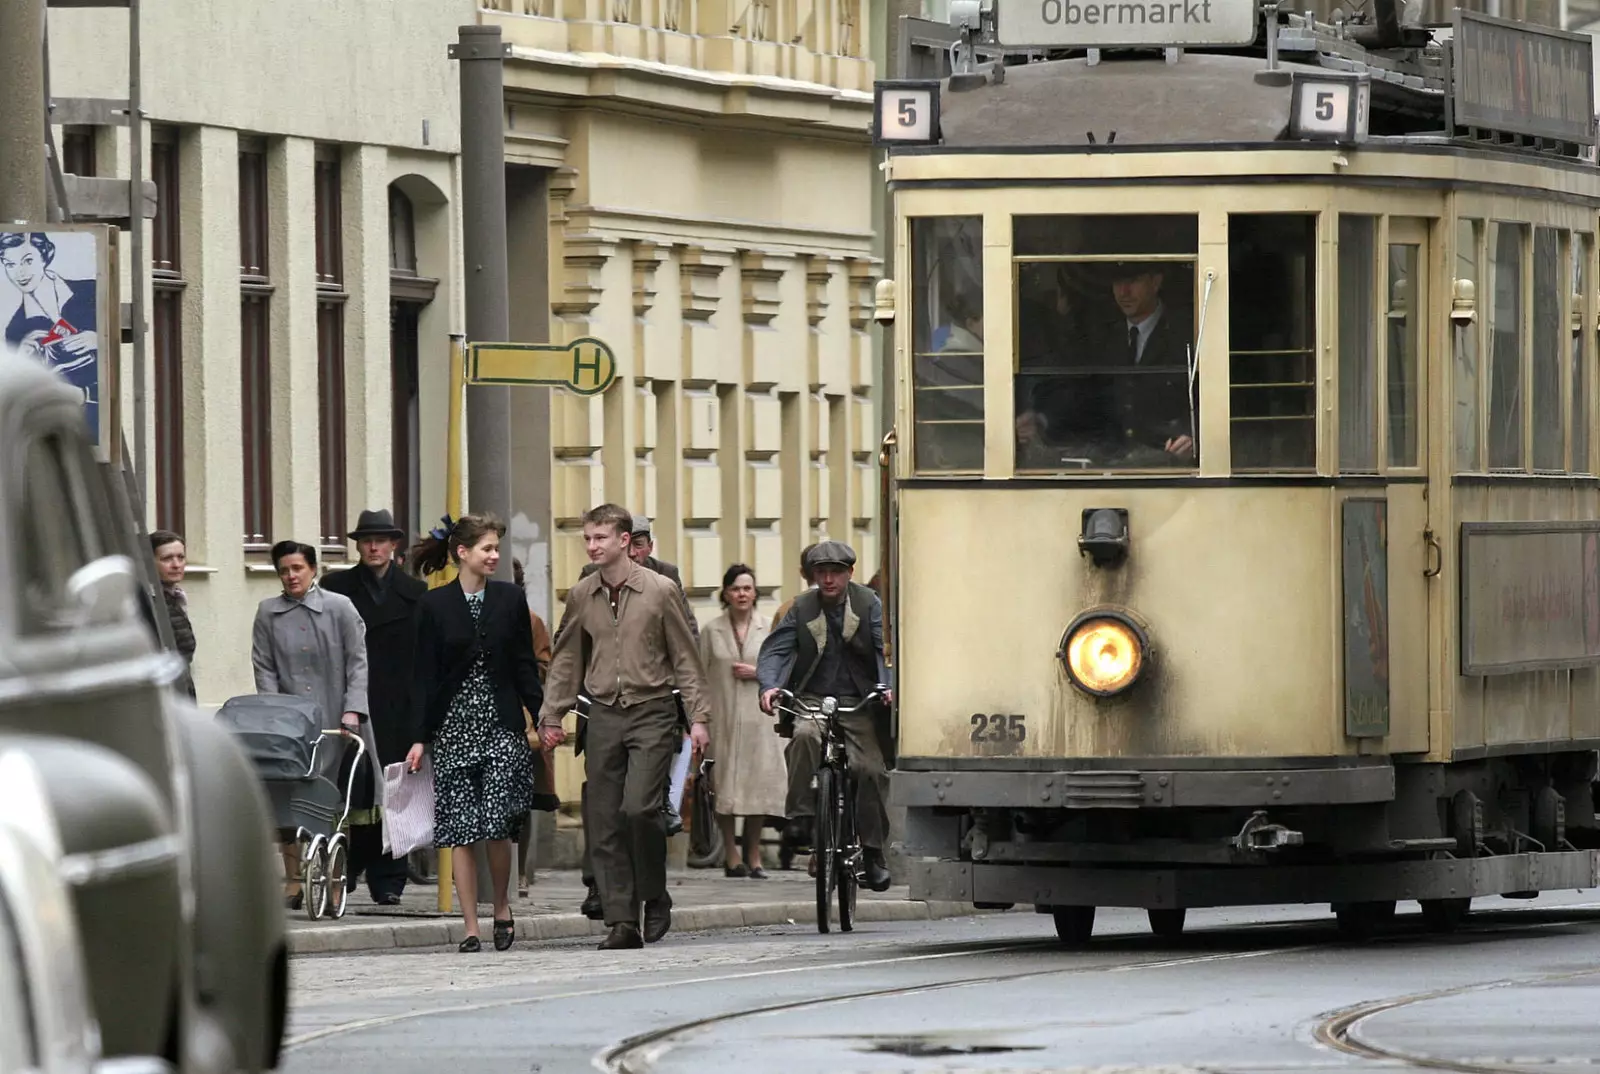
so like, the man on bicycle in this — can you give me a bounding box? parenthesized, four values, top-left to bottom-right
(758, 540, 894, 892)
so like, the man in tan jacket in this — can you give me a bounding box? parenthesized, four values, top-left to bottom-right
(539, 503, 710, 949)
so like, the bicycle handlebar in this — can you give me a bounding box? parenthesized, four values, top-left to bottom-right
(772, 687, 888, 721)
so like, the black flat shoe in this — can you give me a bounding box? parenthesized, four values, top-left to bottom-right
(580, 883, 604, 921)
(598, 923, 643, 950)
(749, 867, 768, 879)
(724, 864, 748, 878)
(458, 936, 481, 953)
(493, 918, 514, 951)
(284, 892, 303, 910)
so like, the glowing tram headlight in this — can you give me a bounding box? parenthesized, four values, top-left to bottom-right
(1060, 610, 1148, 697)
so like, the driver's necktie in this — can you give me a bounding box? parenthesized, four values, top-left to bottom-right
(1127, 324, 1140, 364)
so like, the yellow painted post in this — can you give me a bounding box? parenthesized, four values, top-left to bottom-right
(432, 335, 466, 913)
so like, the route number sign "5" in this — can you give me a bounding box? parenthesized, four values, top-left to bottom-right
(872, 79, 941, 147)
(1288, 74, 1371, 144)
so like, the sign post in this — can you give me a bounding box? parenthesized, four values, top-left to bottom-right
(464, 337, 618, 394)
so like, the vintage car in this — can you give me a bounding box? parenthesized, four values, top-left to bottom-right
(0, 356, 287, 1072)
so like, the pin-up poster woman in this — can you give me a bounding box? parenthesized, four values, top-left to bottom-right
(0, 231, 100, 443)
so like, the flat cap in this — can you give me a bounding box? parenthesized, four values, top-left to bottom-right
(804, 540, 856, 570)
(631, 517, 652, 538)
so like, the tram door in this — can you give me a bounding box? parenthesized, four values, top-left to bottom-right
(1381, 218, 1431, 755)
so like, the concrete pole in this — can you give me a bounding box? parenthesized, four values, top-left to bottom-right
(454, 24, 513, 584)
(0, 0, 48, 224)
(454, 25, 518, 903)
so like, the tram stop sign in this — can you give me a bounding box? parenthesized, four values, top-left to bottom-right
(464, 337, 617, 395)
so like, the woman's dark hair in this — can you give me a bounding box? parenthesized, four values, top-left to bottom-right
(407, 512, 506, 577)
(0, 232, 54, 265)
(718, 563, 756, 607)
(269, 540, 317, 570)
(149, 529, 184, 553)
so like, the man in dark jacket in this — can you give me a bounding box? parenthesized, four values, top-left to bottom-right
(321, 508, 426, 904)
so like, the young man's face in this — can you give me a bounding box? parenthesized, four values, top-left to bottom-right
(585, 521, 631, 568)
(814, 565, 852, 601)
(358, 536, 397, 571)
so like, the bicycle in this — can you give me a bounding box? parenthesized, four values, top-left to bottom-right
(771, 687, 888, 934)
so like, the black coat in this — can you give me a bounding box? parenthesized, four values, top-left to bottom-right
(320, 562, 425, 767)
(411, 579, 544, 746)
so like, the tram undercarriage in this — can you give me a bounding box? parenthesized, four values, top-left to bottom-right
(895, 753, 1600, 935)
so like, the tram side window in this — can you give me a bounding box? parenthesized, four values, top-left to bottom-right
(1532, 228, 1564, 472)
(1338, 216, 1378, 472)
(1574, 234, 1593, 474)
(1454, 219, 1481, 472)
(1229, 214, 1316, 470)
(911, 216, 984, 473)
(1488, 223, 1525, 471)
(1014, 214, 1198, 471)
(1387, 242, 1421, 467)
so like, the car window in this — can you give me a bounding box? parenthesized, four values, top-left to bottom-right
(17, 433, 95, 631)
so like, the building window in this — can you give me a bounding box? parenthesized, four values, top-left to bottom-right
(151, 127, 185, 534)
(389, 186, 416, 275)
(239, 143, 272, 547)
(315, 146, 347, 551)
(62, 127, 95, 177)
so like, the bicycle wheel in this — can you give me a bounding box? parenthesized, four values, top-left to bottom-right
(837, 772, 858, 933)
(814, 767, 837, 934)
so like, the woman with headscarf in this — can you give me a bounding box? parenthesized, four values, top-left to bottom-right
(251, 540, 370, 907)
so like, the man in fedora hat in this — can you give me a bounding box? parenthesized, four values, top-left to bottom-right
(321, 508, 427, 904)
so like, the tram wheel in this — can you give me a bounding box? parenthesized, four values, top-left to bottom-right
(1334, 900, 1396, 938)
(1420, 897, 1471, 932)
(1051, 905, 1096, 946)
(1147, 907, 1186, 939)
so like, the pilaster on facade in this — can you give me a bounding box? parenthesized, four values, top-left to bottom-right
(740, 251, 785, 391)
(267, 137, 322, 549)
(343, 144, 393, 520)
(678, 245, 733, 387)
(552, 233, 618, 323)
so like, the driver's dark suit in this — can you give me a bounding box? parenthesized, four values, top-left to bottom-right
(756, 582, 891, 853)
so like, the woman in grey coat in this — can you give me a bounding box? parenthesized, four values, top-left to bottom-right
(251, 539, 370, 908)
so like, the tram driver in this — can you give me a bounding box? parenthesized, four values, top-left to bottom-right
(1018, 259, 1197, 468)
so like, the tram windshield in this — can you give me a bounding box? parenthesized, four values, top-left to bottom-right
(1014, 215, 1198, 470)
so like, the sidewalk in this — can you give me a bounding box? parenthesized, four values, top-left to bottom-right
(287, 866, 986, 954)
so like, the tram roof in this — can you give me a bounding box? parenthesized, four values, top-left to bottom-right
(935, 53, 1410, 150)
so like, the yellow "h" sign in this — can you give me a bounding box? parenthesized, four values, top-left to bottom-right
(464, 337, 618, 395)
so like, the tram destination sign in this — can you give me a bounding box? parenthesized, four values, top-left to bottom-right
(994, 0, 1257, 49)
(1450, 11, 1595, 146)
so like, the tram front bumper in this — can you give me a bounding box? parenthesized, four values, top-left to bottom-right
(890, 763, 1395, 810)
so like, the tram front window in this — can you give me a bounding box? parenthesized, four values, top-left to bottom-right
(1015, 215, 1198, 470)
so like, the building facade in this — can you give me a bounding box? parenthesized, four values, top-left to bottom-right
(47, 0, 879, 706)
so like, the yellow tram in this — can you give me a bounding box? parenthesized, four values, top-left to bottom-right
(877, 2, 1600, 940)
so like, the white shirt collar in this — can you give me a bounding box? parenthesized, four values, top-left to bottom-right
(1126, 302, 1164, 362)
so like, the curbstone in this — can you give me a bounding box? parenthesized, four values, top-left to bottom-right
(291, 898, 1007, 956)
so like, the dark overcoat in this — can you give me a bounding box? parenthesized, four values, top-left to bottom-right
(320, 562, 426, 768)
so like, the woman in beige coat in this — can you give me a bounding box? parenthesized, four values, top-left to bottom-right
(699, 564, 788, 877)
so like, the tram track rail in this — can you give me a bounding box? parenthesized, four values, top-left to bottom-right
(596, 907, 1600, 1074)
(1313, 966, 1600, 1074)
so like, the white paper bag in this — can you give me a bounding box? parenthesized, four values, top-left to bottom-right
(381, 756, 434, 858)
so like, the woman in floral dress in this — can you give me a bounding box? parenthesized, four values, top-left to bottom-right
(406, 514, 543, 952)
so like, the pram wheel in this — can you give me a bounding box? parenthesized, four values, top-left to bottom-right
(302, 835, 331, 921)
(326, 833, 349, 919)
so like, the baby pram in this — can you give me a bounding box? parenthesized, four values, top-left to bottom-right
(217, 693, 368, 920)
